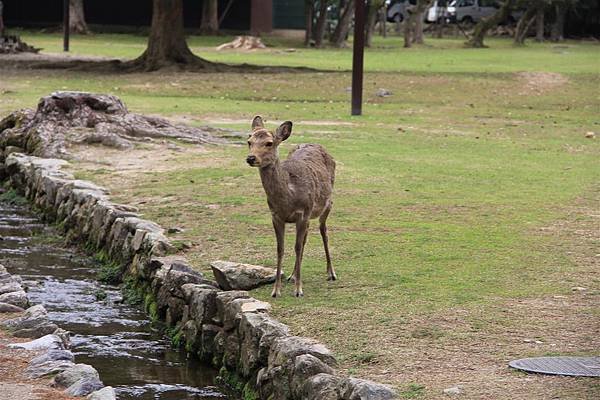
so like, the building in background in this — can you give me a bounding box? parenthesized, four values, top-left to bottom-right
(2, 0, 307, 35)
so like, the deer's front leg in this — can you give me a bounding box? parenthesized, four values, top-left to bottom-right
(293, 218, 309, 297)
(271, 217, 285, 298)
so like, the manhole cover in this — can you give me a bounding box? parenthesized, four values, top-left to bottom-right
(509, 356, 600, 377)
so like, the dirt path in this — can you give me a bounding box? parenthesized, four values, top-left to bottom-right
(0, 315, 76, 400)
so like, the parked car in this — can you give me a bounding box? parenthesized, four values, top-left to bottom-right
(446, 0, 522, 24)
(386, 0, 416, 23)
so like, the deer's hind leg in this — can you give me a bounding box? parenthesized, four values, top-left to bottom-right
(320, 205, 336, 281)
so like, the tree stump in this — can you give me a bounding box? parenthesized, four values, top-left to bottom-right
(0, 92, 231, 159)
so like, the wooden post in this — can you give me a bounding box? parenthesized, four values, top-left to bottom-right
(351, 0, 366, 116)
(63, 0, 70, 51)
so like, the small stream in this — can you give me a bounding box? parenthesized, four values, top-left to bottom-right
(0, 201, 229, 400)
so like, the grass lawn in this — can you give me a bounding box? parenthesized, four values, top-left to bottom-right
(1, 31, 599, 398)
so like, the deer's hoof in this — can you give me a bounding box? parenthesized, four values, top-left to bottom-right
(271, 290, 281, 298)
(295, 290, 304, 298)
(327, 274, 337, 281)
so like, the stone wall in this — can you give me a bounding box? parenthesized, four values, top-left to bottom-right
(1, 151, 397, 400)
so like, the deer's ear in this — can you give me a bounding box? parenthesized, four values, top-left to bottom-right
(251, 116, 264, 129)
(275, 121, 293, 142)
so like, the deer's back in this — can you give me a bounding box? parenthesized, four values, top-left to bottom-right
(282, 144, 335, 218)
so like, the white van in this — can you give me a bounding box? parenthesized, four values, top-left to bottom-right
(426, 0, 450, 23)
(386, 0, 416, 23)
(446, 0, 501, 23)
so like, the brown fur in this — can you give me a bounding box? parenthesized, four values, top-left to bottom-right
(247, 116, 337, 297)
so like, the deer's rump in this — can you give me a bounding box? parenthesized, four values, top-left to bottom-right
(283, 144, 336, 219)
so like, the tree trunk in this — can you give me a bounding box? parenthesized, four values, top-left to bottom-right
(514, 5, 536, 45)
(69, 0, 89, 34)
(331, 0, 355, 47)
(366, 0, 383, 47)
(305, 0, 315, 46)
(314, 1, 329, 47)
(535, 3, 545, 41)
(466, 0, 516, 48)
(0, 1, 4, 37)
(550, 2, 565, 41)
(404, 0, 430, 47)
(132, 0, 212, 71)
(201, 0, 219, 34)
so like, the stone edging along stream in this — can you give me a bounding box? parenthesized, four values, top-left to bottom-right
(0, 151, 398, 400)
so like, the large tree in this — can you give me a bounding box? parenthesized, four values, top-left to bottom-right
(514, 1, 538, 44)
(131, 0, 213, 71)
(465, 0, 516, 47)
(0, 1, 5, 36)
(366, 0, 385, 47)
(200, 0, 219, 34)
(330, 0, 355, 47)
(70, 0, 89, 34)
(404, 0, 432, 47)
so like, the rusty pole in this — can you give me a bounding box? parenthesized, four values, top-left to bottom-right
(63, 0, 69, 51)
(351, 0, 366, 116)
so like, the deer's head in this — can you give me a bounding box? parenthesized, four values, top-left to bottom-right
(246, 116, 292, 168)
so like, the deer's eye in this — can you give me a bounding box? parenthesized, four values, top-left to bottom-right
(265, 142, 273, 147)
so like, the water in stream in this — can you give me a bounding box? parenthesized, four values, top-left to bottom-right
(0, 201, 229, 400)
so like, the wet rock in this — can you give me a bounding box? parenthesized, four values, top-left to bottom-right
(87, 386, 117, 400)
(239, 312, 290, 377)
(0, 290, 29, 308)
(30, 349, 75, 365)
(9, 334, 66, 351)
(1, 304, 59, 338)
(0, 302, 24, 313)
(12, 322, 59, 338)
(0, 280, 23, 295)
(26, 360, 76, 378)
(301, 373, 342, 400)
(223, 331, 241, 369)
(443, 386, 462, 396)
(210, 261, 277, 291)
(200, 324, 221, 361)
(53, 364, 100, 388)
(65, 377, 105, 397)
(340, 377, 398, 400)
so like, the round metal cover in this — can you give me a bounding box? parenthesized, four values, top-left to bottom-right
(509, 356, 600, 377)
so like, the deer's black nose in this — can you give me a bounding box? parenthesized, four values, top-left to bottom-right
(246, 155, 257, 165)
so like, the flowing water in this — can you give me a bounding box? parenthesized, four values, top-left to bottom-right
(0, 201, 229, 400)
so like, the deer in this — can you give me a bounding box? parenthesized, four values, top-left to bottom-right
(246, 116, 337, 297)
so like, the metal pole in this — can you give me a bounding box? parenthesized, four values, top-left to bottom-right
(63, 0, 69, 52)
(351, 0, 366, 116)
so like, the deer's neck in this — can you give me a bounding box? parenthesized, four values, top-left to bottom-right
(259, 159, 290, 206)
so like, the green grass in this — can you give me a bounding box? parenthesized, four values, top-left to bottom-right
(1, 31, 599, 397)
(11, 29, 600, 73)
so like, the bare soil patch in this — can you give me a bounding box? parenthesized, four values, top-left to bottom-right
(517, 72, 569, 95)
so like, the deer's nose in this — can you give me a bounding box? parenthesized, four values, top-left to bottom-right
(246, 155, 257, 165)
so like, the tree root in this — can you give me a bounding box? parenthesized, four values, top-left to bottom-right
(0, 91, 235, 159)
